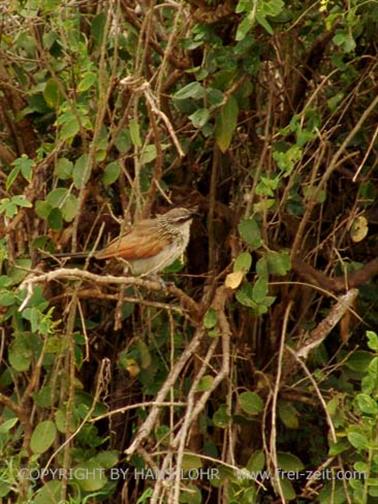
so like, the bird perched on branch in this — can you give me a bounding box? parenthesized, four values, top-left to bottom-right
(54, 207, 198, 276)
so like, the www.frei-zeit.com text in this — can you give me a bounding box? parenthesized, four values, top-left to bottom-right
(17, 467, 366, 482)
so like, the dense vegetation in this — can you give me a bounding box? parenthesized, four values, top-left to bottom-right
(0, 0, 377, 502)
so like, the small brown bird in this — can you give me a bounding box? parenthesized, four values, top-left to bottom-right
(56, 207, 197, 276)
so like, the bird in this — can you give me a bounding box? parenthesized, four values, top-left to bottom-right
(54, 207, 197, 276)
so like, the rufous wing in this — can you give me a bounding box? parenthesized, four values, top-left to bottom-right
(95, 221, 171, 260)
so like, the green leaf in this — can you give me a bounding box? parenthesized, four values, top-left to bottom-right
(35, 200, 52, 219)
(279, 479, 296, 501)
(78, 72, 97, 92)
(54, 158, 73, 180)
(48, 208, 63, 230)
(236, 0, 253, 14)
(236, 283, 256, 308)
(9, 336, 32, 371)
(30, 420, 57, 454)
(91, 12, 107, 46)
(34, 481, 63, 504)
(246, 450, 265, 472)
(73, 459, 108, 491)
(196, 375, 214, 392)
(277, 452, 305, 471)
(115, 129, 131, 153)
(347, 430, 369, 450)
(8, 258, 32, 285)
(238, 218, 262, 249)
(0, 291, 15, 306)
(366, 331, 378, 352)
(12, 196, 32, 208)
(46, 187, 68, 208)
(6, 166, 20, 191)
(346, 351, 373, 372)
(43, 78, 60, 108)
(59, 113, 80, 141)
(73, 154, 90, 189)
(239, 391, 264, 415)
(252, 276, 268, 303)
(234, 252, 252, 273)
(204, 308, 217, 329)
(182, 454, 203, 470)
(140, 144, 157, 165)
(213, 405, 230, 428)
(356, 393, 378, 415)
(215, 95, 239, 153)
(129, 119, 142, 147)
(236, 14, 254, 41)
(267, 250, 291, 276)
(189, 108, 210, 128)
(278, 401, 299, 429)
(102, 161, 120, 186)
(62, 194, 79, 222)
(0, 417, 18, 434)
(173, 81, 205, 100)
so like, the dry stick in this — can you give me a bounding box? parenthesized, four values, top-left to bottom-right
(295, 289, 359, 360)
(269, 301, 292, 504)
(125, 327, 206, 456)
(90, 401, 186, 423)
(18, 268, 200, 318)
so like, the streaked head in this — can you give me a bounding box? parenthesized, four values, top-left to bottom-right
(158, 206, 198, 226)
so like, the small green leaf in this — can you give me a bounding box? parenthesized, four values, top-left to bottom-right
(78, 72, 97, 92)
(54, 158, 73, 180)
(102, 161, 120, 185)
(91, 12, 107, 46)
(196, 375, 214, 392)
(215, 95, 239, 153)
(59, 114, 80, 141)
(238, 218, 262, 249)
(189, 108, 210, 128)
(267, 250, 291, 276)
(129, 119, 142, 147)
(347, 430, 369, 450)
(115, 129, 131, 153)
(278, 401, 299, 429)
(366, 331, 378, 352)
(213, 405, 230, 428)
(0, 417, 18, 434)
(35, 200, 52, 219)
(239, 391, 264, 415)
(62, 194, 79, 222)
(48, 208, 63, 230)
(236, 14, 254, 41)
(356, 394, 378, 415)
(277, 452, 305, 471)
(252, 276, 268, 303)
(46, 187, 68, 208)
(173, 81, 205, 100)
(246, 450, 265, 473)
(73, 154, 90, 189)
(34, 481, 63, 504)
(140, 145, 157, 165)
(182, 454, 203, 470)
(43, 78, 60, 108)
(346, 351, 373, 372)
(30, 420, 57, 454)
(234, 252, 252, 273)
(204, 308, 217, 329)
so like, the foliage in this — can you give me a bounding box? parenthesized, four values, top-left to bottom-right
(0, 0, 377, 502)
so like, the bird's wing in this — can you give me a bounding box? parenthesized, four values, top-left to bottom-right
(95, 221, 171, 260)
